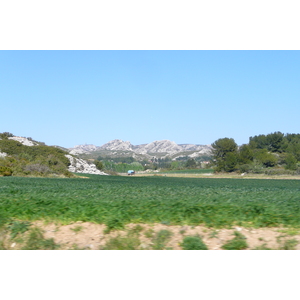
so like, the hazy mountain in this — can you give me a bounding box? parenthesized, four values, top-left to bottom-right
(100, 139, 133, 151)
(69, 139, 212, 160)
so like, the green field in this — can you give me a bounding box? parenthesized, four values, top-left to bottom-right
(1, 175, 300, 229)
(158, 169, 214, 174)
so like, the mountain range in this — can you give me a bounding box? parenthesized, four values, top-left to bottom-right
(69, 139, 212, 161)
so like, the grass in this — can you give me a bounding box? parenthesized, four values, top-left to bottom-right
(277, 228, 300, 236)
(221, 231, 248, 250)
(1, 175, 300, 230)
(152, 230, 173, 250)
(253, 243, 273, 250)
(70, 225, 84, 234)
(181, 235, 208, 250)
(208, 230, 219, 239)
(159, 169, 214, 174)
(7, 220, 31, 239)
(101, 229, 142, 250)
(128, 225, 144, 235)
(278, 238, 299, 250)
(21, 227, 60, 250)
(144, 229, 154, 238)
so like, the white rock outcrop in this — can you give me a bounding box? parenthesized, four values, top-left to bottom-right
(69, 144, 98, 155)
(0, 152, 7, 158)
(65, 155, 108, 175)
(8, 136, 37, 146)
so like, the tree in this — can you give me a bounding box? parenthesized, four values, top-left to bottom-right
(238, 144, 254, 165)
(94, 160, 104, 171)
(223, 152, 238, 172)
(211, 138, 238, 172)
(285, 154, 297, 170)
(185, 158, 197, 169)
(254, 149, 277, 168)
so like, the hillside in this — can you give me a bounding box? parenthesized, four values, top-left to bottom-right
(0, 132, 107, 177)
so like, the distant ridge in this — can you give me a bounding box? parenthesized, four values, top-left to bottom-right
(69, 139, 212, 160)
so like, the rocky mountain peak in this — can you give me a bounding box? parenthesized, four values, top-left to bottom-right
(100, 139, 133, 151)
(69, 144, 98, 155)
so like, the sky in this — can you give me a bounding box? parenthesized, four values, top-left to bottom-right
(1, 50, 300, 148)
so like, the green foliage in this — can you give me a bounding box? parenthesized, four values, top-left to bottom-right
(254, 149, 277, 168)
(1, 176, 300, 229)
(101, 234, 141, 250)
(128, 225, 144, 235)
(70, 225, 84, 233)
(104, 217, 125, 233)
(212, 138, 238, 160)
(181, 235, 208, 250)
(221, 231, 248, 250)
(94, 160, 104, 171)
(249, 132, 285, 153)
(102, 160, 144, 173)
(208, 230, 219, 239)
(7, 220, 31, 239)
(253, 243, 272, 250)
(0, 138, 71, 177)
(277, 228, 300, 236)
(152, 229, 173, 250)
(278, 239, 298, 250)
(238, 144, 254, 164)
(144, 229, 155, 238)
(0, 166, 12, 176)
(285, 154, 297, 170)
(0, 132, 14, 139)
(21, 227, 60, 250)
(212, 138, 238, 172)
(185, 158, 197, 169)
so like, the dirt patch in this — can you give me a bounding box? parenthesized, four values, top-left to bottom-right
(6, 221, 298, 250)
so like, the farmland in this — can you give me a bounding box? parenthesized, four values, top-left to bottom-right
(1, 175, 300, 249)
(1, 175, 300, 229)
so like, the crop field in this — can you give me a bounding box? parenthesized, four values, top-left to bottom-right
(1, 175, 300, 230)
(158, 169, 214, 174)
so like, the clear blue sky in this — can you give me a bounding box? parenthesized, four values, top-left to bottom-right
(1, 50, 299, 148)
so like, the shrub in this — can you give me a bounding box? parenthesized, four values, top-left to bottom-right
(101, 234, 141, 250)
(0, 166, 12, 176)
(152, 229, 173, 250)
(21, 227, 60, 250)
(104, 217, 125, 233)
(253, 243, 272, 250)
(7, 220, 31, 239)
(221, 231, 248, 250)
(181, 235, 208, 250)
(24, 163, 50, 174)
(278, 239, 298, 250)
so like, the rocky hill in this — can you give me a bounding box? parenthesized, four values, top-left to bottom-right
(0, 134, 107, 177)
(69, 139, 212, 161)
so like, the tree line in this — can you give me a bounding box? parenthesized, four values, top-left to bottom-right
(211, 132, 300, 173)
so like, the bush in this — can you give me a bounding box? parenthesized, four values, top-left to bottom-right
(152, 229, 173, 250)
(94, 160, 104, 171)
(24, 163, 50, 174)
(181, 235, 208, 250)
(0, 166, 12, 176)
(221, 231, 248, 250)
(7, 220, 31, 239)
(238, 164, 251, 173)
(101, 234, 141, 250)
(278, 239, 298, 250)
(21, 227, 60, 250)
